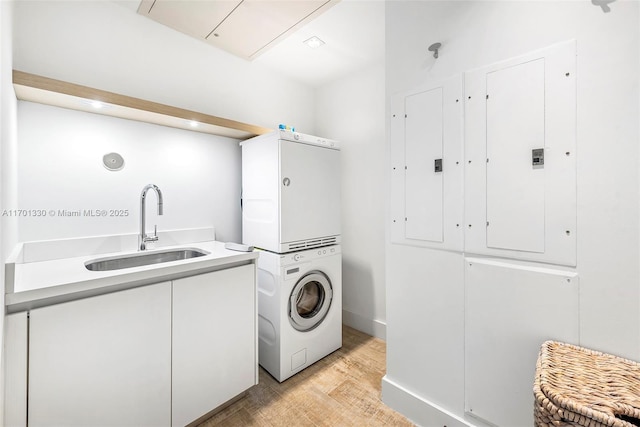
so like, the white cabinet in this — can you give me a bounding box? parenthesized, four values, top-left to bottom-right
(22, 264, 258, 427)
(28, 282, 172, 426)
(172, 265, 257, 426)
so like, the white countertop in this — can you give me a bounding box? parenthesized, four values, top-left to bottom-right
(6, 240, 258, 313)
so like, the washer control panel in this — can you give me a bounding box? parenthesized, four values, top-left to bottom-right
(280, 245, 341, 267)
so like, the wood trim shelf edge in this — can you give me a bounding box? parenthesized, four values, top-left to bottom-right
(12, 70, 272, 140)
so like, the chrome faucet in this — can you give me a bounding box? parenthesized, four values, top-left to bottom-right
(139, 184, 163, 251)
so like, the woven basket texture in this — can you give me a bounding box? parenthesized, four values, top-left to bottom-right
(534, 341, 640, 427)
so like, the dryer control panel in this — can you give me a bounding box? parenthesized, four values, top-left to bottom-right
(278, 130, 340, 150)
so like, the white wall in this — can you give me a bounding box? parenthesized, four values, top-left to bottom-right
(316, 61, 386, 339)
(17, 101, 242, 244)
(1, 0, 17, 262)
(384, 1, 640, 425)
(12, 0, 316, 133)
(1, 0, 18, 422)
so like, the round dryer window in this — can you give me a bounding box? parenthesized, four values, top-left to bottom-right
(289, 271, 333, 332)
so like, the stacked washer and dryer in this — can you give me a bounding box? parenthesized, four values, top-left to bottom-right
(241, 130, 342, 382)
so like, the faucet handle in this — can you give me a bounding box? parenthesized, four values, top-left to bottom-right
(143, 225, 159, 243)
(148, 225, 159, 242)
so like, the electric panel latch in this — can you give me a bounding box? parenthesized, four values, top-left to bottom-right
(532, 148, 544, 169)
(434, 159, 443, 173)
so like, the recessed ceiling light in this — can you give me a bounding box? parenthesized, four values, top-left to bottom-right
(303, 36, 325, 49)
(189, 120, 199, 128)
(81, 99, 110, 110)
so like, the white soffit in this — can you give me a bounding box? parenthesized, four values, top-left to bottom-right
(138, 0, 340, 60)
(14, 85, 255, 139)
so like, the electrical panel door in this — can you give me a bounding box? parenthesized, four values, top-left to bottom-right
(465, 40, 576, 266)
(389, 75, 464, 251)
(405, 88, 444, 243)
(486, 59, 546, 253)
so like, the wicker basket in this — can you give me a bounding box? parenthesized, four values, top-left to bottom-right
(534, 341, 640, 427)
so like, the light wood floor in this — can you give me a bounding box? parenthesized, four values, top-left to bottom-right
(198, 326, 414, 427)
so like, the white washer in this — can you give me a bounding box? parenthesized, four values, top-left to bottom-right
(257, 245, 342, 382)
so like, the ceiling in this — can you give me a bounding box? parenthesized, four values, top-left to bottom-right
(254, 0, 385, 87)
(138, 0, 341, 60)
(131, 0, 385, 88)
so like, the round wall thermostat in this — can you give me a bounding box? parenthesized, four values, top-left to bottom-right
(103, 152, 125, 171)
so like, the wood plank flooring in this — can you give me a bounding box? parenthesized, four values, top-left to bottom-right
(197, 326, 414, 427)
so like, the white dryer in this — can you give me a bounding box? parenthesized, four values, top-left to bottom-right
(241, 130, 341, 253)
(257, 245, 342, 382)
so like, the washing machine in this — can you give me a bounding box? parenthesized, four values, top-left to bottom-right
(257, 245, 342, 382)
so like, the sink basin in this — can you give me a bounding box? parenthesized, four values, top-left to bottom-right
(85, 248, 209, 271)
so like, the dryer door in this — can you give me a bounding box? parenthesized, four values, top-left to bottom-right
(280, 140, 341, 245)
(288, 271, 333, 332)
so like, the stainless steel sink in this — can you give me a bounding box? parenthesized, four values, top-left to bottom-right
(85, 248, 209, 271)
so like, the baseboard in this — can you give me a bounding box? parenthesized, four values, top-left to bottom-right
(381, 376, 476, 427)
(342, 309, 386, 340)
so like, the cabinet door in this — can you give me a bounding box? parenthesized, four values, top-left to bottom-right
(4, 312, 28, 427)
(29, 283, 172, 427)
(464, 258, 579, 426)
(172, 265, 257, 426)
